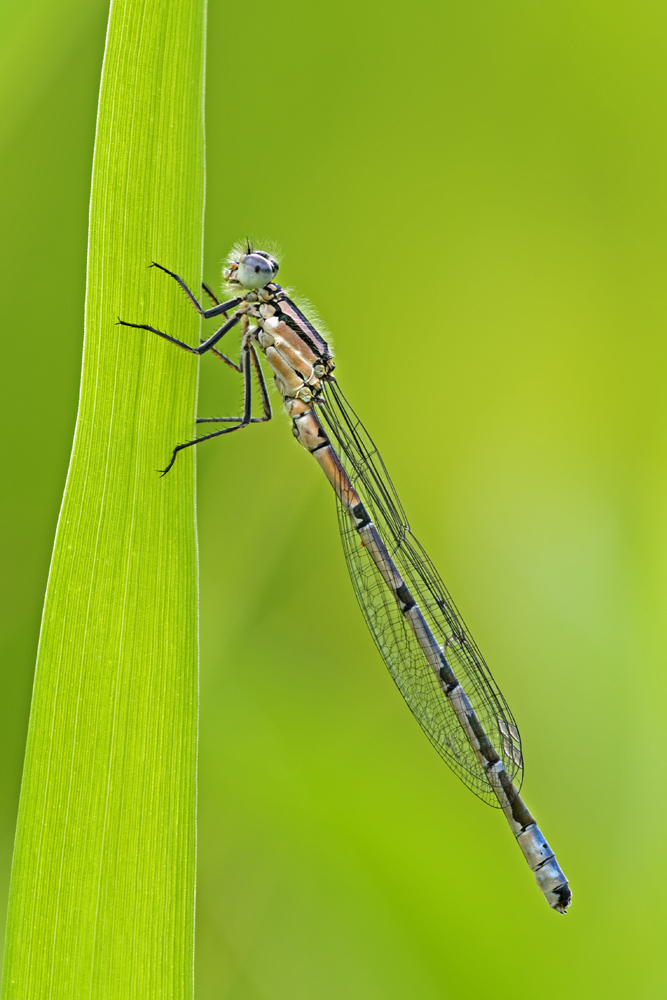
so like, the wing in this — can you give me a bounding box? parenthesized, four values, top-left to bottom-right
(317, 379, 523, 805)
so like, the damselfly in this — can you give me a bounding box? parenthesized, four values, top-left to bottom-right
(118, 244, 571, 912)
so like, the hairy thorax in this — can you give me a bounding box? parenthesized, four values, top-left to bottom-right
(239, 283, 335, 416)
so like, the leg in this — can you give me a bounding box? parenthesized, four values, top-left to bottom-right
(159, 343, 270, 476)
(202, 282, 221, 307)
(248, 342, 272, 421)
(159, 420, 249, 476)
(196, 416, 269, 423)
(209, 344, 241, 372)
(150, 262, 241, 319)
(117, 309, 242, 355)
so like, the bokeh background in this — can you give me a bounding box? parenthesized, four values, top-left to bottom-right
(2, 0, 667, 996)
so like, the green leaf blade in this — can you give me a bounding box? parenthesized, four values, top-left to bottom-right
(2, 0, 206, 995)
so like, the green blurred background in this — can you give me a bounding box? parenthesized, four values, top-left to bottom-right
(2, 0, 667, 995)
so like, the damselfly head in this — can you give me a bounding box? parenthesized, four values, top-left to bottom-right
(225, 250, 279, 290)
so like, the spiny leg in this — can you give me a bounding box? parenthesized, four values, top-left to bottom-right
(208, 343, 241, 372)
(195, 416, 269, 424)
(150, 261, 241, 319)
(248, 342, 272, 421)
(240, 336, 253, 423)
(119, 290, 271, 474)
(117, 309, 242, 355)
(202, 282, 221, 307)
(159, 420, 250, 476)
(159, 342, 270, 476)
(159, 345, 251, 476)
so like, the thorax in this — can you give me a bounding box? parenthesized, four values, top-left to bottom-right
(241, 284, 335, 410)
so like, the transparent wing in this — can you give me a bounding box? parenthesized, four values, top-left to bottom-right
(317, 379, 523, 804)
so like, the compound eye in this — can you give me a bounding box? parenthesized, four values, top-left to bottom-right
(237, 252, 279, 289)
